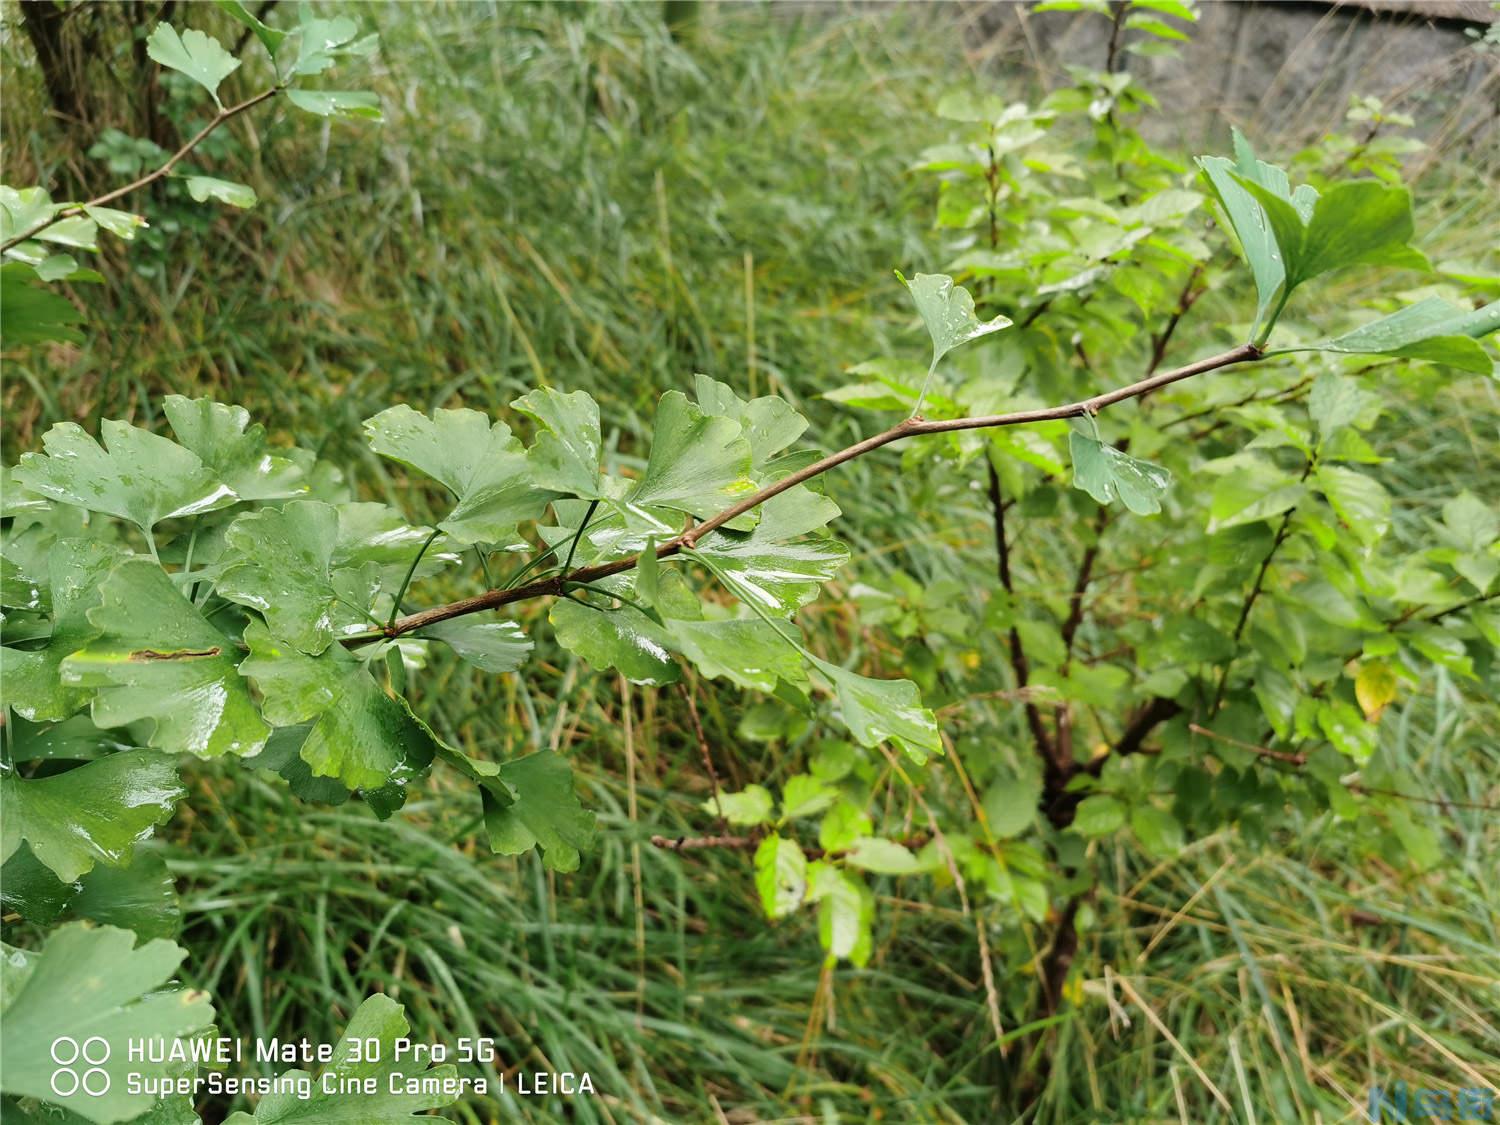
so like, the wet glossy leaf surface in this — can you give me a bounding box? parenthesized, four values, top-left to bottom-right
(63, 559, 270, 758)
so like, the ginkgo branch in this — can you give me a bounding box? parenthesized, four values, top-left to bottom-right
(363, 342, 1264, 643)
(1, 86, 281, 253)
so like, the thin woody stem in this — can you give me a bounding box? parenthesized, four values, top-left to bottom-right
(1, 86, 281, 253)
(358, 342, 1263, 644)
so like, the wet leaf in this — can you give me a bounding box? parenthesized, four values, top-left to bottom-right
(147, 24, 240, 103)
(511, 387, 604, 498)
(363, 405, 553, 548)
(809, 656, 941, 764)
(0, 751, 184, 882)
(163, 395, 306, 501)
(1070, 431, 1172, 515)
(239, 622, 438, 794)
(754, 834, 807, 920)
(14, 420, 237, 533)
(0, 923, 213, 1124)
(480, 751, 596, 873)
(1, 539, 121, 721)
(222, 995, 459, 1124)
(63, 559, 270, 759)
(217, 501, 380, 654)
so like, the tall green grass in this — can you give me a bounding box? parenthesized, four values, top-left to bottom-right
(3, 3, 1497, 1122)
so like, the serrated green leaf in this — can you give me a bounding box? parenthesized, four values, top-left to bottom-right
(217, 501, 378, 654)
(809, 655, 940, 764)
(780, 774, 836, 821)
(146, 24, 240, 103)
(419, 617, 531, 673)
(807, 862, 873, 966)
(184, 176, 256, 208)
(1, 539, 121, 721)
(1, 751, 183, 883)
(363, 405, 553, 548)
(239, 622, 437, 793)
(221, 995, 458, 1124)
(1069, 431, 1171, 515)
(15, 420, 236, 533)
(982, 769, 1042, 839)
(754, 834, 807, 920)
(626, 391, 756, 522)
(1130, 805, 1185, 857)
(1307, 372, 1380, 444)
(63, 559, 269, 758)
(0, 923, 213, 1125)
(550, 597, 678, 685)
(1207, 458, 1305, 533)
(163, 395, 306, 501)
(0, 262, 84, 346)
(1315, 465, 1390, 544)
(285, 89, 382, 120)
(702, 784, 775, 826)
(844, 836, 920, 874)
(1072, 793, 1126, 837)
(818, 800, 872, 852)
(511, 387, 604, 498)
(690, 487, 848, 613)
(480, 750, 596, 872)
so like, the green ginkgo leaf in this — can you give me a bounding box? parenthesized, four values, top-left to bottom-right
(692, 374, 809, 473)
(898, 271, 1012, 369)
(550, 597, 679, 685)
(626, 391, 757, 524)
(1069, 431, 1172, 515)
(146, 23, 240, 104)
(222, 995, 458, 1123)
(1282, 297, 1498, 374)
(480, 750, 597, 873)
(670, 616, 807, 693)
(216, 501, 380, 654)
(809, 655, 941, 764)
(690, 487, 848, 614)
(0, 538, 121, 721)
(14, 420, 237, 533)
(0, 923, 214, 1125)
(214, 0, 287, 56)
(0, 751, 185, 882)
(163, 395, 307, 501)
(62, 559, 270, 759)
(363, 405, 554, 548)
(239, 622, 438, 795)
(419, 617, 532, 674)
(512, 387, 604, 498)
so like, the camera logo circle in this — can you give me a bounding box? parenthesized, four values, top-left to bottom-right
(50, 1036, 111, 1097)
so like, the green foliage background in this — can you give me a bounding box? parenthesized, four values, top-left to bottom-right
(3, 3, 1498, 1122)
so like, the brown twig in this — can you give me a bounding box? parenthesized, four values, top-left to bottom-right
(678, 680, 726, 831)
(0, 85, 282, 253)
(988, 461, 1054, 765)
(365, 343, 1263, 644)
